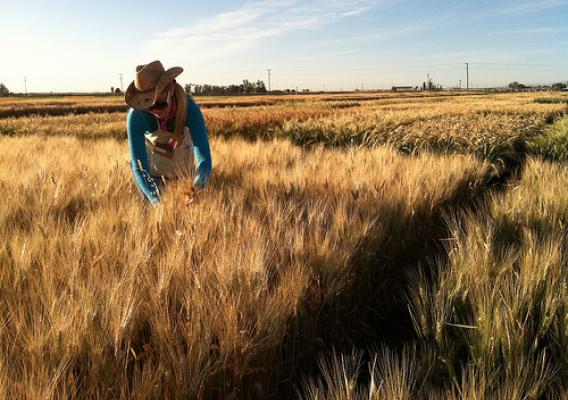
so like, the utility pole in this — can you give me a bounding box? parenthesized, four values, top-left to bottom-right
(459, 79, 462, 90)
(267, 68, 271, 92)
(466, 62, 469, 91)
(24, 77, 27, 95)
(119, 73, 124, 92)
(361, 82, 364, 91)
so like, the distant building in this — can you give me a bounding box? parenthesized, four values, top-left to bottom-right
(391, 86, 414, 92)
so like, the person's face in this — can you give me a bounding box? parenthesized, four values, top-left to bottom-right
(148, 83, 173, 119)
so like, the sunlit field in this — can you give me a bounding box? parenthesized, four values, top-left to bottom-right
(0, 91, 487, 118)
(1, 91, 567, 398)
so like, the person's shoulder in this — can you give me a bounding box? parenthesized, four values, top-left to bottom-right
(127, 107, 156, 126)
(185, 95, 203, 118)
(127, 107, 151, 119)
(186, 94, 199, 108)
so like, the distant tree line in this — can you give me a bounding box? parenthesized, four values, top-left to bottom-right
(185, 80, 267, 96)
(509, 81, 567, 91)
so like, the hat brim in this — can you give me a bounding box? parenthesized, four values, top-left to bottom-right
(124, 66, 184, 110)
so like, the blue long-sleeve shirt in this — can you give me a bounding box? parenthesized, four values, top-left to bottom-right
(126, 96, 212, 207)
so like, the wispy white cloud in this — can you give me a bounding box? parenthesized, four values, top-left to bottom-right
(416, 49, 518, 64)
(494, 27, 565, 34)
(502, 0, 568, 14)
(278, 12, 457, 65)
(143, 0, 390, 62)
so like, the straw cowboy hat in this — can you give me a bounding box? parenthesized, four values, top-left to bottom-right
(124, 60, 183, 110)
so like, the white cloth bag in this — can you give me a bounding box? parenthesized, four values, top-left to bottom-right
(144, 126, 195, 179)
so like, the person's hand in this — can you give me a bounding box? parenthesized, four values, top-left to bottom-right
(185, 192, 200, 205)
(184, 184, 202, 206)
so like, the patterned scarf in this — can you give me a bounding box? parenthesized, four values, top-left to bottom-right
(159, 93, 177, 134)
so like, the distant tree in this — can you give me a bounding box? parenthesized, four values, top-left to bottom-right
(508, 81, 526, 90)
(184, 83, 192, 94)
(242, 79, 253, 94)
(227, 84, 242, 94)
(551, 82, 567, 91)
(110, 86, 114, 94)
(114, 87, 122, 94)
(255, 80, 267, 93)
(0, 83, 10, 97)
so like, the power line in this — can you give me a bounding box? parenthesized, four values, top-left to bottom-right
(186, 62, 567, 78)
(275, 63, 464, 72)
(183, 62, 470, 75)
(199, 69, 267, 75)
(469, 62, 568, 67)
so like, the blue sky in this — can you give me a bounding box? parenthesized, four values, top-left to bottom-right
(1, 0, 567, 92)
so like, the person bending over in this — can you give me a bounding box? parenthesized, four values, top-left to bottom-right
(124, 60, 212, 208)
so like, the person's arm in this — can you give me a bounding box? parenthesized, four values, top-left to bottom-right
(187, 96, 213, 190)
(126, 108, 161, 207)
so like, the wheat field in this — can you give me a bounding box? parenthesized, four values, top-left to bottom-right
(1, 91, 567, 398)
